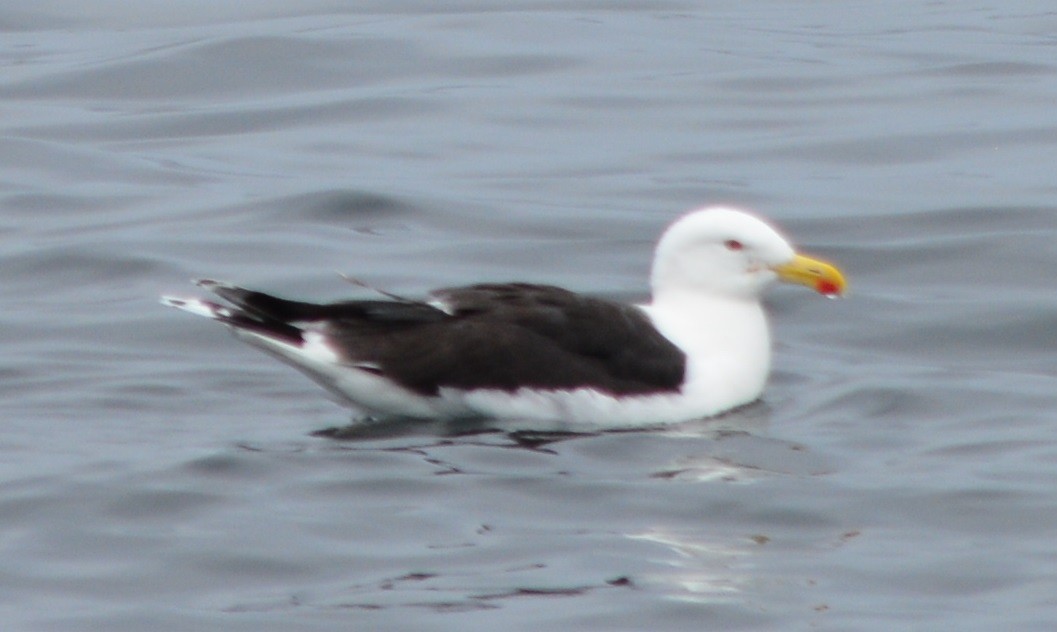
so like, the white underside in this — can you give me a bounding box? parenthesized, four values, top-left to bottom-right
(227, 294, 771, 428)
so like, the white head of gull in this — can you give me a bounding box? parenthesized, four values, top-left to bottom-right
(161, 205, 845, 428)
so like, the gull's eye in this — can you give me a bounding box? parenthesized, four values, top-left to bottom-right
(724, 239, 744, 251)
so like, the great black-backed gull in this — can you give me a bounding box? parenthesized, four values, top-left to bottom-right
(161, 206, 845, 426)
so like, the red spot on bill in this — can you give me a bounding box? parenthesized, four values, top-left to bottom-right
(817, 280, 842, 297)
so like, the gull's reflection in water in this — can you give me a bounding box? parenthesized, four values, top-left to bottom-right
(627, 528, 767, 603)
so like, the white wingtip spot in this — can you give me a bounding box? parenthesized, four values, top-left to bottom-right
(160, 296, 229, 319)
(160, 296, 186, 308)
(427, 298, 455, 316)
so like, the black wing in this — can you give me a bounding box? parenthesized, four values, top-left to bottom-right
(329, 283, 686, 396)
(202, 280, 686, 397)
(198, 279, 447, 325)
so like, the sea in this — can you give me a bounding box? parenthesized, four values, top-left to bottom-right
(3, 2, 1057, 630)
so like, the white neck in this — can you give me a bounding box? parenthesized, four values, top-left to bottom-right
(640, 291, 772, 412)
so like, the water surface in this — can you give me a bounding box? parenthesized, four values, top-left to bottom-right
(3, 2, 1057, 630)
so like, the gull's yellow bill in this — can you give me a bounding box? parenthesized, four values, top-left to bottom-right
(773, 254, 847, 297)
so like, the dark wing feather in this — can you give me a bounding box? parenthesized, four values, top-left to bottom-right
(326, 283, 687, 396)
(201, 281, 686, 397)
(198, 279, 447, 324)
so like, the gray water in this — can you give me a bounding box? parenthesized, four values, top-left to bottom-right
(3, 2, 1057, 630)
